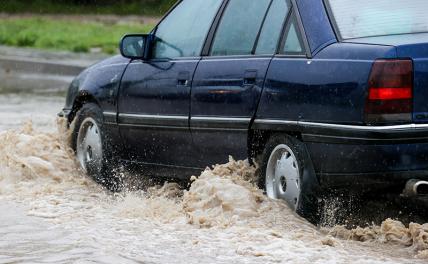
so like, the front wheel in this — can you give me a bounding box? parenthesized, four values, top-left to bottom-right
(76, 117, 103, 177)
(259, 134, 320, 224)
(72, 103, 121, 191)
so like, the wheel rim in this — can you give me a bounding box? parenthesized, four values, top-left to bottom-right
(76, 117, 103, 175)
(265, 144, 301, 211)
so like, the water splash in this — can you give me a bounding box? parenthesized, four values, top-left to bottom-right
(0, 121, 426, 262)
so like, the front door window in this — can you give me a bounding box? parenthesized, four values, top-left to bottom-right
(153, 0, 222, 59)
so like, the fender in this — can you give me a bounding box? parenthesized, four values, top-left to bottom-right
(61, 55, 130, 123)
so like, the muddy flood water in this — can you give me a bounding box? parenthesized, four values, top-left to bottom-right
(0, 92, 428, 263)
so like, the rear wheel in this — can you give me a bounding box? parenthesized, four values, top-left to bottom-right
(265, 144, 301, 209)
(259, 134, 320, 224)
(72, 103, 121, 191)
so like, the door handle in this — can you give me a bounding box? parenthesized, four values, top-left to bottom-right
(177, 79, 189, 86)
(177, 71, 190, 86)
(243, 70, 257, 86)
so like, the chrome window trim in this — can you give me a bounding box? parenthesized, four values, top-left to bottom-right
(200, 56, 272, 61)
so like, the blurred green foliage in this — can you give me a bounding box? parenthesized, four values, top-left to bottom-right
(0, 0, 176, 16)
(0, 18, 154, 54)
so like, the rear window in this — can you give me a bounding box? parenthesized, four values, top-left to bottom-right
(327, 0, 428, 39)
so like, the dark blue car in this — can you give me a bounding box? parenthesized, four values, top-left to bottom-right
(61, 0, 428, 222)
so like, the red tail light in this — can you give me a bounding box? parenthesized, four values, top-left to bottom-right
(365, 59, 413, 124)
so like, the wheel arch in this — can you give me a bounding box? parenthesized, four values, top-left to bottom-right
(248, 129, 303, 165)
(68, 90, 100, 124)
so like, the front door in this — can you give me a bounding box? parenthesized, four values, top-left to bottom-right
(190, 0, 291, 167)
(118, 0, 223, 168)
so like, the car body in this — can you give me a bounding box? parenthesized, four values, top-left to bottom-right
(61, 0, 428, 221)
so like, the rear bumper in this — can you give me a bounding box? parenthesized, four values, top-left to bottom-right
(302, 122, 428, 188)
(253, 120, 428, 188)
(300, 122, 428, 144)
(253, 120, 428, 144)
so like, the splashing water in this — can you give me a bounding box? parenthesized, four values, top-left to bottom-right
(0, 120, 91, 197)
(183, 159, 264, 228)
(0, 119, 427, 263)
(328, 219, 428, 259)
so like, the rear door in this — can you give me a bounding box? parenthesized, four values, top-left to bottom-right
(118, 0, 223, 168)
(190, 0, 291, 167)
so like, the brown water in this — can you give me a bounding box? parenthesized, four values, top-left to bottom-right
(0, 94, 427, 263)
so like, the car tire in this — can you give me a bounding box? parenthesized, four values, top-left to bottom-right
(258, 134, 320, 224)
(72, 103, 122, 192)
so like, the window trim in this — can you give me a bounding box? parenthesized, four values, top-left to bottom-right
(277, 5, 293, 55)
(251, 0, 275, 55)
(199, 54, 274, 61)
(253, 0, 293, 56)
(201, 0, 229, 56)
(150, 0, 183, 35)
(138, 0, 182, 61)
(204, 0, 230, 57)
(322, 0, 343, 41)
(202, 0, 312, 59)
(140, 0, 312, 60)
(279, 11, 306, 56)
(276, 0, 312, 58)
(291, 0, 311, 58)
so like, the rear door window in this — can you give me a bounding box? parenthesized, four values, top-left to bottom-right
(210, 0, 271, 56)
(281, 12, 305, 55)
(255, 0, 291, 55)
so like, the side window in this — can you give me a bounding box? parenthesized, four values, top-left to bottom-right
(281, 12, 306, 55)
(210, 0, 271, 56)
(255, 0, 291, 55)
(153, 0, 222, 59)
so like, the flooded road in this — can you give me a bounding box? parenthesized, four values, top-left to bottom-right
(0, 92, 427, 263)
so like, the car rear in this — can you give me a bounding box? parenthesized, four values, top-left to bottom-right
(341, 35, 428, 127)
(317, 0, 428, 192)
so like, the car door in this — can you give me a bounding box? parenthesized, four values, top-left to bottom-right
(190, 0, 291, 167)
(118, 0, 223, 168)
(256, 8, 311, 123)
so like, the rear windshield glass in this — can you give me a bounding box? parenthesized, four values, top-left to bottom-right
(327, 0, 428, 39)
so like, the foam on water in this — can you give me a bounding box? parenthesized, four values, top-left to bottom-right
(329, 219, 428, 259)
